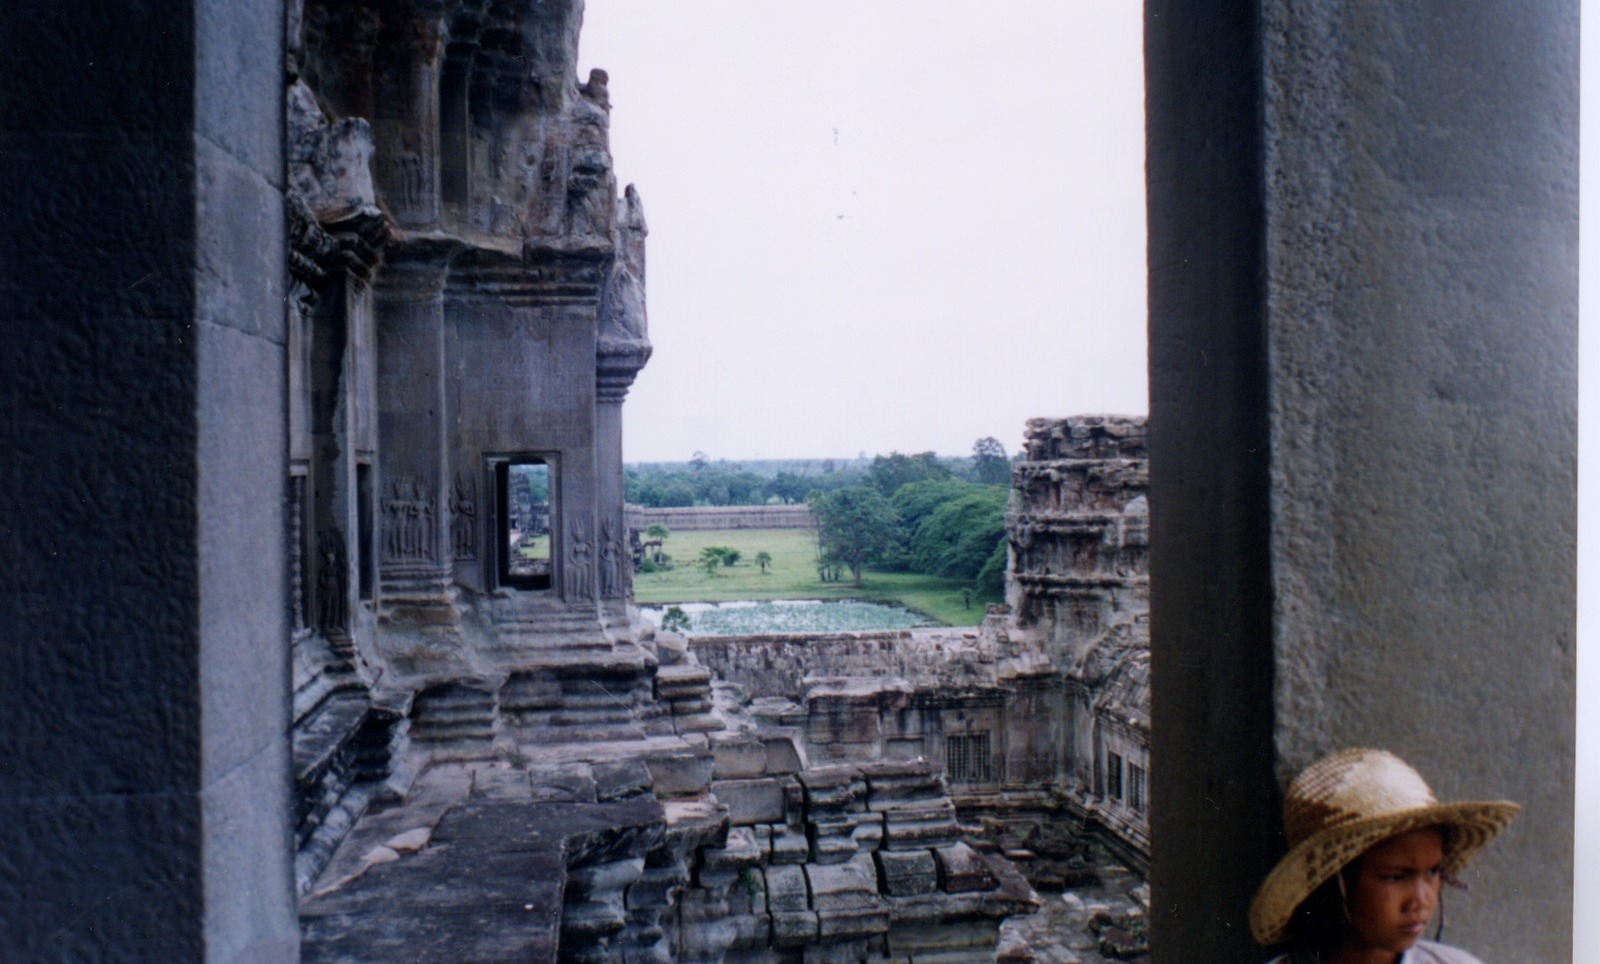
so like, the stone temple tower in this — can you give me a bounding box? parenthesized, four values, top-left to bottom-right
(284, 0, 660, 893)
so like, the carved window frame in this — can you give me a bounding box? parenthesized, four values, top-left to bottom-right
(946, 732, 992, 785)
(489, 452, 560, 592)
(1107, 750, 1124, 802)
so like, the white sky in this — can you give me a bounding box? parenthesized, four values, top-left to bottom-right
(581, 3, 1595, 952)
(577, 1, 1147, 464)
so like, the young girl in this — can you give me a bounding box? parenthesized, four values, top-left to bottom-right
(1250, 748, 1519, 964)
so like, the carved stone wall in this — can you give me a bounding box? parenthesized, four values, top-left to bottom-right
(1008, 416, 1150, 855)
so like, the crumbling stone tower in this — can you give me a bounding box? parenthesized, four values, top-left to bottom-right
(283, 0, 666, 892)
(1006, 416, 1150, 859)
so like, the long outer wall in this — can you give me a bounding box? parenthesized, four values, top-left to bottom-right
(1145, 2, 1577, 961)
(641, 505, 814, 531)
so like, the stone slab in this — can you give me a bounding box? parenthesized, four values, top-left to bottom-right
(710, 734, 767, 779)
(713, 777, 786, 825)
(934, 842, 999, 894)
(875, 848, 939, 897)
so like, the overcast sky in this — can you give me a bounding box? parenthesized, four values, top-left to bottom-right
(577, 1, 1147, 464)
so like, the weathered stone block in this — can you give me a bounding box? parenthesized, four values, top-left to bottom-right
(698, 826, 762, 890)
(881, 802, 961, 851)
(861, 761, 945, 810)
(781, 776, 806, 823)
(713, 777, 786, 825)
(887, 919, 1002, 957)
(566, 857, 645, 902)
(721, 912, 771, 950)
(765, 863, 810, 913)
(771, 911, 820, 946)
(710, 733, 767, 778)
(672, 712, 723, 735)
(471, 765, 531, 801)
(808, 817, 863, 864)
(816, 906, 890, 940)
(529, 762, 598, 803)
(875, 848, 938, 897)
(852, 814, 885, 851)
(764, 735, 805, 774)
(592, 759, 652, 802)
(626, 864, 688, 912)
(804, 854, 879, 911)
(798, 767, 865, 813)
(643, 749, 713, 795)
(934, 842, 999, 893)
(770, 824, 810, 864)
(655, 664, 712, 701)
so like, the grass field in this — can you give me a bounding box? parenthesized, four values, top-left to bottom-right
(633, 528, 1000, 627)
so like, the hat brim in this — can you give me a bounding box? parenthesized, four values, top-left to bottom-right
(1249, 799, 1519, 946)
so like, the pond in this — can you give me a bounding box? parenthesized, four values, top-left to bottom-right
(639, 599, 937, 636)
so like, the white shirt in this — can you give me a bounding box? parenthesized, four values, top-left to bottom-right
(1265, 941, 1486, 964)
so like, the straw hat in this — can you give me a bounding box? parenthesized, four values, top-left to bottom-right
(1249, 748, 1519, 947)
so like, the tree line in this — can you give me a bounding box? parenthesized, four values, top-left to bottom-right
(624, 440, 1012, 510)
(809, 439, 1013, 595)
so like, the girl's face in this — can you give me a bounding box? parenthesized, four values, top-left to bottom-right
(1340, 827, 1446, 961)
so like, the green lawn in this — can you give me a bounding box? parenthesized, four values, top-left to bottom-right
(633, 528, 999, 627)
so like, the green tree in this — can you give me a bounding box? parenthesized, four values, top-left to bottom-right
(767, 471, 811, 505)
(971, 436, 1011, 485)
(879, 478, 980, 570)
(809, 486, 900, 586)
(868, 451, 950, 496)
(910, 487, 1008, 581)
(660, 605, 691, 633)
(754, 551, 773, 574)
(975, 539, 1009, 596)
(646, 522, 670, 542)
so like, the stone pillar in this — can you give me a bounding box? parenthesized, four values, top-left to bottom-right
(595, 342, 651, 621)
(0, 0, 295, 959)
(376, 255, 458, 638)
(1145, 2, 1576, 960)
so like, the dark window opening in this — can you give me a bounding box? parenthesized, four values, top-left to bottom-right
(1107, 751, 1124, 801)
(1128, 763, 1146, 815)
(497, 459, 553, 590)
(947, 732, 992, 784)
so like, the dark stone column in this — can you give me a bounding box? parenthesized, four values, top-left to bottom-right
(1144, 3, 1277, 959)
(0, 0, 295, 959)
(1146, 2, 1576, 960)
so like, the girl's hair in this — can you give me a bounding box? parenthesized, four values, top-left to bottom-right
(1282, 872, 1349, 952)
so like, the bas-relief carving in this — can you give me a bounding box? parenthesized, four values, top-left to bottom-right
(383, 474, 437, 563)
(450, 470, 476, 560)
(288, 80, 378, 223)
(598, 517, 624, 599)
(316, 529, 349, 633)
(565, 70, 616, 242)
(565, 517, 594, 601)
(599, 185, 648, 344)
